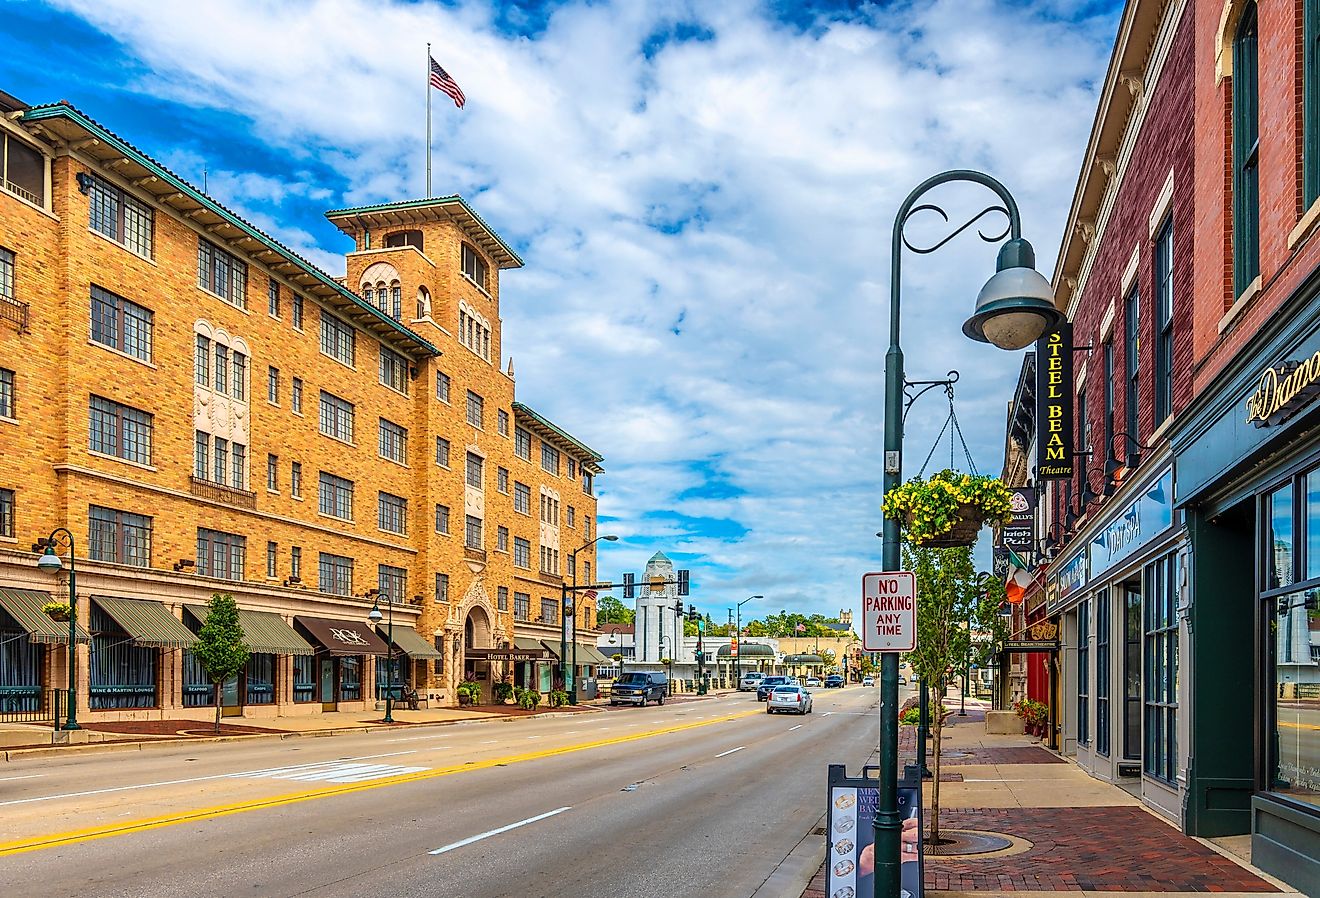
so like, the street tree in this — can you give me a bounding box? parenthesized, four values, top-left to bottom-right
(596, 596, 634, 625)
(904, 544, 1005, 843)
(192, 592, 250, 734)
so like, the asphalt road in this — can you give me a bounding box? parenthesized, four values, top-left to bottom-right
(0, 685, 882, 898)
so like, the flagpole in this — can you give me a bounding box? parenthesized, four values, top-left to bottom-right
(426, 42, 432, 198)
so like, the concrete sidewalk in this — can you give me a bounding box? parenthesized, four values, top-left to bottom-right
(796, 698, 1308, 897)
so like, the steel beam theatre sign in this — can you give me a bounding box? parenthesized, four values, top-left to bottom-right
(1035, 322, 1074, 479)
(862, 572, 916, 652)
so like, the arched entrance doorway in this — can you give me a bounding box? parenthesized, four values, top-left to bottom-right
(463, 606, 494, 698)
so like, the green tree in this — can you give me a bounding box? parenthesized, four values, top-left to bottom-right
(596, 595, 634, 625)
(904, 545, 1005, 843)
(819, 648, 837, 669)
(192, 593, 250, 733)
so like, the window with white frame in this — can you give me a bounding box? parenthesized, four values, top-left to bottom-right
(267, 453, 278, 491)
(268, 366, 279, 405)
(268, 279, 281, 317)
(291, 461, 302, 498)
(461, 244, 488, 290)
(291, 377, 303, 414)
(0, 247, 13, 304)
(292, 294, 304, 329)
(0, 368, 13, 419)
(0, 488, 11, 538)
(436, 371, 451, 403)
(1, 132, 46, 206)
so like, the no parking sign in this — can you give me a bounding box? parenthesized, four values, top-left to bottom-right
(861, 572, 916, 652)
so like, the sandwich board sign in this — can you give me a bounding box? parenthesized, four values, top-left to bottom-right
(862, 572, 916, 652)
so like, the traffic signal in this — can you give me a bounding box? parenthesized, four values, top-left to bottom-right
(677, 569, 690, 596)
(623, 572, 635, 599)
(694, 650, 704, 662)
(687, 604, 699, 622)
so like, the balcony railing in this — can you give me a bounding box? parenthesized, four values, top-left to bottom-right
(0, 294, 29, 334)
(189, 476, 258, 509)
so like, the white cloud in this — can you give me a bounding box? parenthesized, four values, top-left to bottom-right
(42, 0, 1117, 624)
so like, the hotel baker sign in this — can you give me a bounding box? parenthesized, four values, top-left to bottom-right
(1035, 323, 1074, 479)
(1245, 350, 1320, 426)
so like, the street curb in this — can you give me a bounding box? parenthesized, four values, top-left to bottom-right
(1, 705, 607, 762)
(751, 813, 826, 898)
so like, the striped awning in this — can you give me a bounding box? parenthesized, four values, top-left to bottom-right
(578, 644, 611, 665)
(784, 653, 825, 664)
(185, 605, 314, 656)
(378, 625, 443, 660)
(514, 636, 549, 653)
(0, 588, 91, 644)
(93, 596, 198, 649)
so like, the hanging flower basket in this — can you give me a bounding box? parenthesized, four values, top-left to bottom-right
(42, 601, 71, 622)
(882, 470, 1013, 549)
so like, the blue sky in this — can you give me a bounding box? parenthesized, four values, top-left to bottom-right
(2, 0, 1122, 625)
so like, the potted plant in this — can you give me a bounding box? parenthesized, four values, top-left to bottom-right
(515, 687, 541, 710)
(493, 681, 515, 704)
(456, 680, 481, 706)
(549, 689, 570, 708)
(882, 469, 1014, 548)
(42, 601, 71, 622)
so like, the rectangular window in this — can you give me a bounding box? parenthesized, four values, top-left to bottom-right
(497, 467, 509, 493)
(291, 545, 302, 580)
(291, 377, 303, 414)
(0, 368, 12, 419)
(541, 443, 560, 475)
(318, 471, 354, 520)
(89, 396, 152, 465)
(497, 525, 508, 552)
(1271, 586, 1320, 808)
(461, 244, 488, 289)
(435, 437, 451, 467)
(197, 239, 248, 308)
(1143, 554, 1178, 783)
(291, 461, 302, 498)
(378, 492, 408, 534)
(0, 133, 45, 206)
(318, 391, 355, 443)
(436, 371, 451, 403)
(567, 506, 576, 528)
(231, 352, 247, 402)
(1103, 342, 1115, 455)
(379, 346, 408, 393)
(583, 471, 594, 496)
(267, 453, 278, 491)
(215, 344, 229, 395)
(268, 367, 280, 405)
(195, 336, 210, 387)
(584, 560, 591, 583)
(89, 505, 152, 567)
(466, 391, 484, 428)
(197, 528, 246, 581)
(378, 418, 408, 464)
(213, 434, 228, 482)
(88, 175, 153, 257)
(1096, 587, 1111, 757)
(514, 537, 531, 569)
(1308, 0, 1320, 206)
(318, 552, 353, 596)
(498, 409, 509, 436)
(194, 431, 208, 480)
(514, 592, 531, 621)
(266, 540, 277, 578)
(435, 504, 450, 534)
(320, 313, 355, 367)
(1124, 286, 1139, 442)
(435, 572, 450, 603)
(465, 515, 483, 549)
(497, 586, 509, 612)
(268, 279, 281, 318)
(1077, 598, 1090, 746)
(466, 452, 484, 488)
(231, 442, 247, 489)
(541, 598, 558, 626)
(514, 482, 531, 514)
(1233, 2, 1261, 296)
(90, 285, 153, 361)
(540, 546, 560, 575)
(0, 248, 11, 303)
(515, 427, 531, 460)
(0, 488, 11, 539)
(584, 515, 592, 539)
(567, 554, 576, 579)
(1154, 219, 1174, 427)
(292, 294, 304, 329)
(378, 564, 407, 604)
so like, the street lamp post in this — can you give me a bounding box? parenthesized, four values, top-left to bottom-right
(659, 634, 673, 695)
(563, 533, 618, 705)
(36, 529, 80, 731)
(735, 594, 761, 689)
(875, 170, 1063, 897)
(606, 625, 625, 678)
(368, 592, 394, 724)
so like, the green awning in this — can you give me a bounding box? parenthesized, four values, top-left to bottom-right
(784, 653, 825, 665)
(579, 644, 611, 665)
(378, 625, 442, 660)
(0, 588, 91, 644)
(717, 643, 775, 657)
(93, 596, 197, 649)
(514, 636, 548, 652)
(185, 605, 314, 656)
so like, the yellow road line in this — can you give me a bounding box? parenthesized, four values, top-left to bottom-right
(1278, 720, 1320, 731)
(0, 709, 759, 857)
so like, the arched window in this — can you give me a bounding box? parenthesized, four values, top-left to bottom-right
(416, 286, 432, 320)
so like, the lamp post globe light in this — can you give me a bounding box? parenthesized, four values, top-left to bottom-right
(368, 596, 394, 724)
(37, 528, 80, 731)
(735, 594, 761, 689)
(874, 170, 1062, 897)
(563, 533, 617, 706)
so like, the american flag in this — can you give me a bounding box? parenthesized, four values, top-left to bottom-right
(795, 623, 806, 633)
(430, 57, 466, 108)
(583, 589, 598, 601)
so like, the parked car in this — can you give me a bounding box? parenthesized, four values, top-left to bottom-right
(756, 675, 798, 701)
(738, 671, 765, 692)
(898, 676, 908, 686)
(862, 675, 876, 686)
(609, 671, 668, 706)
(766, 685, 813, 715)
(805, 676, 823, 687)
(824, 675, 845, 688)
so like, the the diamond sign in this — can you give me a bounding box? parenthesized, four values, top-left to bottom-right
(861, 571, 916, 652)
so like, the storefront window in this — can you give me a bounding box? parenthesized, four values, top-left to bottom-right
(89, 606, 156, 710)
(293, 656, 315, 703)
(1096, 588, 1111, 757)
(376, 656, 408, 700)
(1269, 484, 1295, 590)
(0, 614, 42, 710)
(182, 651, 214, 707)
(1271, 589, 1320, 808)
(1077, 599, 1089, 747)
(1306, 470, 1320, 581)
(245, 654, 275, 705)
(1144, 554, 1178, 783)
(341, 656, 362, 701)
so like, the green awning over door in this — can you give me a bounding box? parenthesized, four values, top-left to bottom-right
(0, 588, 91, 644)
(185, 605, 315, 656)
(378, 625, 443, 660)
(93, 596, 198, 649)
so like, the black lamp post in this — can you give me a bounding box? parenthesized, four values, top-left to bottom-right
(659, 634, 674, 695)
(606, 625, 625, 677)
(735, 594, 761, 688)
(367, 591, 393, 723)
(876, 170, 1063, 897)
(562, 533, 617, 706)
(36, 529, 80, 731)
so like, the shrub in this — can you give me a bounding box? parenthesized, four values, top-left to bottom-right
(517, 687, 542, 711)
(899, 706, 921, 726)
(493, 681, 515, 703)
(549, 689, 570, 708)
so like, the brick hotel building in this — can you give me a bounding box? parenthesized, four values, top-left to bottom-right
(0, 91, 607, 721)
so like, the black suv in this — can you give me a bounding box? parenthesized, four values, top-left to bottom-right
(756, 675, 797, 701)
(824, 675, 845, 688)
(609, 672, 668, 706)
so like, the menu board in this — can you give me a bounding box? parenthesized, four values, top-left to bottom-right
(825, 781, 922, 898)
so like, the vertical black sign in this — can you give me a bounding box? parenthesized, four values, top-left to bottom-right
(1035, 322, 1074, 480)
(1002, 487, 1037, 552)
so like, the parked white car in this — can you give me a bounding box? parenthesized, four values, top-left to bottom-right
(805, 676, 823, 687)
(738, 671, 764, 691)
(862, 675, 876, 686)
(766, 685, 813, 715)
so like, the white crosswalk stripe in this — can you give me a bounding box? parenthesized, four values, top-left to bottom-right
(231, 761, 428, 784)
